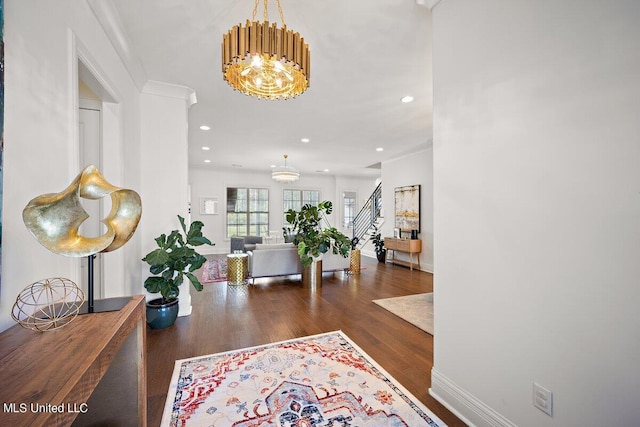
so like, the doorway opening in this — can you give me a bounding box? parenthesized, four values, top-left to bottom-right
(77, 58, 118, 299)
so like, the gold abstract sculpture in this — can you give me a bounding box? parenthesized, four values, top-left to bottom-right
(23, 165, 142, 257)
(11, 278, 85, 331)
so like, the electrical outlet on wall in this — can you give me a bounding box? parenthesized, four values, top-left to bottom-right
(533, 382, 553, 417)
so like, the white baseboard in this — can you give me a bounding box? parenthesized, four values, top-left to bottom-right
(362, 249, 377, 259)
(430, 368, 517, 427)
(178, 303, 192, 317)
(362, 250, 434, 273)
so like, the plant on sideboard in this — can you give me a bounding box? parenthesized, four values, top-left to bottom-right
(142, 215, 213, 328)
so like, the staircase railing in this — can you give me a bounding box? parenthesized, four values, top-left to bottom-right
(352, 183, 383, 245)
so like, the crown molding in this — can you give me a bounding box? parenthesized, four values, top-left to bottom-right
(416, 0, 443, 10)
(87, 0, 148, 91)
(142, 81, 197, 108)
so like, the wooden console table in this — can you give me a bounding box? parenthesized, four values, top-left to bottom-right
(384, 237, 422, 271)
(0, 295, 146, 426)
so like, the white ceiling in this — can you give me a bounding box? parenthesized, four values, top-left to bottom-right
(108, 0, 433, 177)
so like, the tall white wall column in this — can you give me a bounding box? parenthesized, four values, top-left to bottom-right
(140, 81, 196, 317)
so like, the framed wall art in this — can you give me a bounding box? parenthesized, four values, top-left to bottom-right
(199, 197, 218, 215)
(394, 185, 420, 233)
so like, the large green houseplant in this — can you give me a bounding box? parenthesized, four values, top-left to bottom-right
(142, 215, 213, 328)
(283, 201, 351, 286)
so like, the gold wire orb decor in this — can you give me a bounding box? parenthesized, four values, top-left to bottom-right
(222, 0, 310, 100)
(11, 278, 85, 332)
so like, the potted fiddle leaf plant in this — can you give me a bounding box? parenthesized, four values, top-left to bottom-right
(142, 215, 213, 329)
(283, 201, 351, 288)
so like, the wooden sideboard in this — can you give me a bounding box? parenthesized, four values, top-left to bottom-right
(384, 237, 422, 271)
(0, 295, 146, 426)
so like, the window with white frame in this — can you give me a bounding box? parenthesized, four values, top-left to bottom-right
(343, 191, 357, 228)
(226, 187, 269, 237)
(283, 189, 320, 224)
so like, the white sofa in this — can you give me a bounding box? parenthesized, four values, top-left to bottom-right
(321, 249, 352, 271)
(247, 243, 350, 282)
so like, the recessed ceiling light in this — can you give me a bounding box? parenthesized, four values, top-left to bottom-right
(204, 159, 211, 163)
(202, 146, 210, 151)
(200, 125, 211, 130)
(323, 169, 330, 172)
(376, 147, 384, 152)
(301, 138, 310, 143)
(401, 96, 414, 103)
(270, 164, 276, 168)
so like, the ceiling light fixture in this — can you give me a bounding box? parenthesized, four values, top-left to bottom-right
(272, 154, 300, 183)
(200, 125, 211, 130)
(301, 138, 310, 143)
(222, 0, 310, 100)
(202, 146, 211, 151)
(401, 95, 414, 103)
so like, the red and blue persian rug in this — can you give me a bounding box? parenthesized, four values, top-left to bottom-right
(161, 331, 446, 426)
(200, 256, 227, 283)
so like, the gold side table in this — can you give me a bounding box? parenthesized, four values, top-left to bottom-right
(349, 249, 361, 275)
(227, 253, 249, 285)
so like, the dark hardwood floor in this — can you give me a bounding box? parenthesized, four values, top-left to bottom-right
(146, 256, 465, 426)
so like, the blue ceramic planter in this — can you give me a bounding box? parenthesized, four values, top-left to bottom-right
(146, 297, 179, 329)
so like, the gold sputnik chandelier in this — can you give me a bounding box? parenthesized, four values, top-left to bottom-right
(222, 0, 310, 100)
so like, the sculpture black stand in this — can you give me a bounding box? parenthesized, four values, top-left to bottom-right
(79, 254, 131, 314)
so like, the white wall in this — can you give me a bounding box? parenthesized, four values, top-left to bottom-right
(1, 0, 142, 331)
(381, 149, 434, 272)
(431, 1, 640, 426)
(189, 167, 377, 253)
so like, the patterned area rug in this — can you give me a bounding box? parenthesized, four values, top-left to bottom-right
(200, 256, 227, 283)
(162, 331, 446, 426)
(372, 293, 433, 335)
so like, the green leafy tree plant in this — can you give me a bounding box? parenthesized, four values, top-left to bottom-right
(370, 226, 386, 263)
(370, 226, 385, 255)
(142, 215, 213, 302)
(283, 201, 351, 267)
